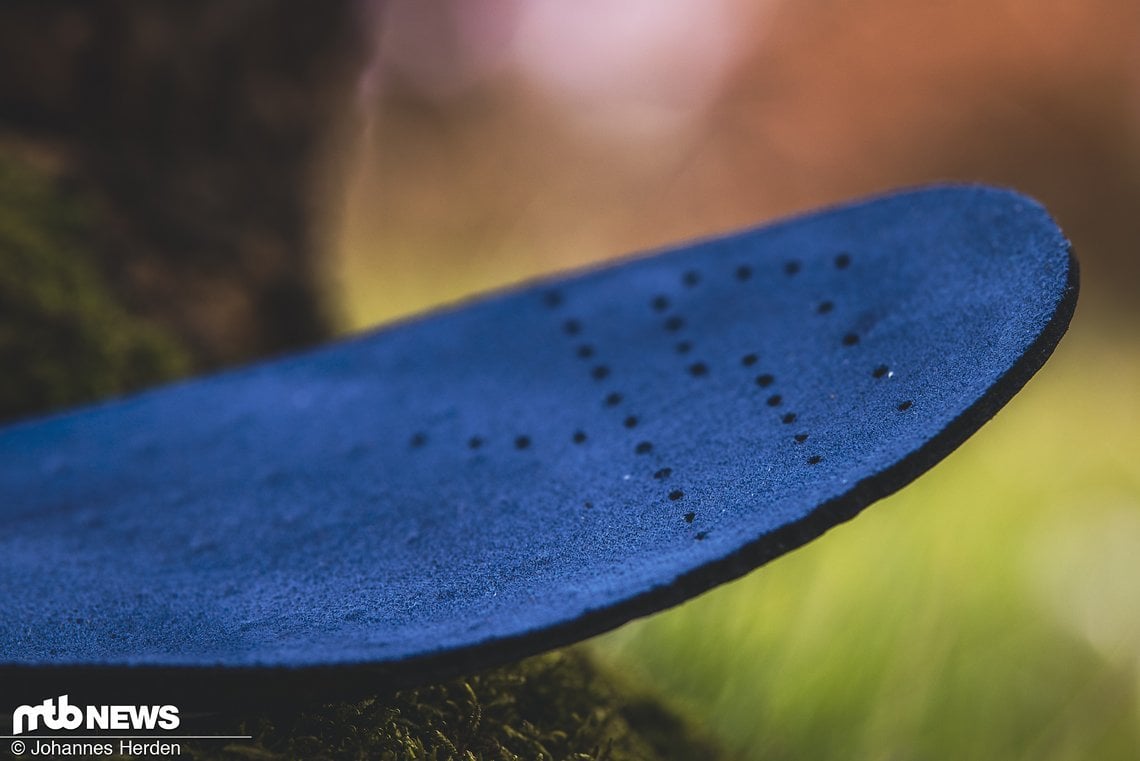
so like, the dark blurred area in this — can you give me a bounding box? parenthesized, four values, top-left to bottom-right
(0, 0, 364, 376)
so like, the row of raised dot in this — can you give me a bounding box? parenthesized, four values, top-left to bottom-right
(563, 254, 858, 525)
(555, 300, 684, 510)
(647, 287, 693, 519)
(657, 275, 695, 511)
(657, 253, 853, 296)
(664, 255, 857, 529)
(411, 432, 547, 451)
(542, 265, 868, 521)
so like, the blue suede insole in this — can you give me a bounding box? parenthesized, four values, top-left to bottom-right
(0, 185, 1077, 701)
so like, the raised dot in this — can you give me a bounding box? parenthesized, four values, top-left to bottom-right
(576, 344, 595, 359)
(766, 394, 782, 407)
(664, 316, 685, 332)
(683, 270, 700, 287)
(688, 362, 709, 377)
(635, 441, 653, 455)
(873, 365, 889, 378)
(794, 433, 809, 443)
(624, 416, 638, 429)
(684, 512, 695, 523)
(842, 332, 860, 346)
(583, 501, 593, 509)
(654, 467, 673, 480)
(572, 430, 588, 444)
(835, 253, 852, 269)
(755, 373, 774, 388)
(695, 531, 708, 541)
(782, 412, 797, 424)
(468, 436, 484, 450)
(785, 261, 801, 275)
(563, 319, 582, 336)
(651, 295, 670, 312)
(735, 265, 752, 281)
(604, 392, 623, 407)
(515, 436, 531, 450)
(668, 490, 684, 501)
(817, 301, 834, 314)
(807, 455, 822, 465)
(675, 340, 692, 354)
(409, 433, 427, 448)
(543, 291, 563, 308)
(898, 400, 914, 411)
(741, 353, 758, 367)
(592, 365, 610, 380)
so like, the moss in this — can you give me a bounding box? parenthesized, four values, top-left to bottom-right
(0, 153, 189, 421)
(188, 650, 723, 761)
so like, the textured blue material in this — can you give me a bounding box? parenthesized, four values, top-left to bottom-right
(0, 186, 1076, 697)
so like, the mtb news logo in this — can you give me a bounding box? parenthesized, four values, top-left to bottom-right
(12, 695, 179, 735)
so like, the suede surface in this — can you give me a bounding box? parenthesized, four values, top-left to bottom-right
(0, 186, 1077, 699)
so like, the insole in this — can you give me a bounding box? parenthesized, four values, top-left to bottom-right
(0, 185, 1077, 703)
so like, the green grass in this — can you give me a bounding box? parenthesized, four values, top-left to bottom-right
(588, 320, 1140, 760)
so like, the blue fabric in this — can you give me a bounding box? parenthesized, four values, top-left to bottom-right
(0, 185, 1076, 698)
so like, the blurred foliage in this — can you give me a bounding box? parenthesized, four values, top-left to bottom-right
(0, 153, 189, 421)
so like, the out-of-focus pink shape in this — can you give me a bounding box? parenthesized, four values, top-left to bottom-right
(511, 0, 751, 136)
(360, 0, 523, 101)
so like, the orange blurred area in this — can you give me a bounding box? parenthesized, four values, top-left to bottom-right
(327, 15, 1140, 752)
(333, 0, 1140, 333)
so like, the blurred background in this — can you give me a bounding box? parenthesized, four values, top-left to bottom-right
(342, 3, 1140, 758)
(2, 1, 1138, 758)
